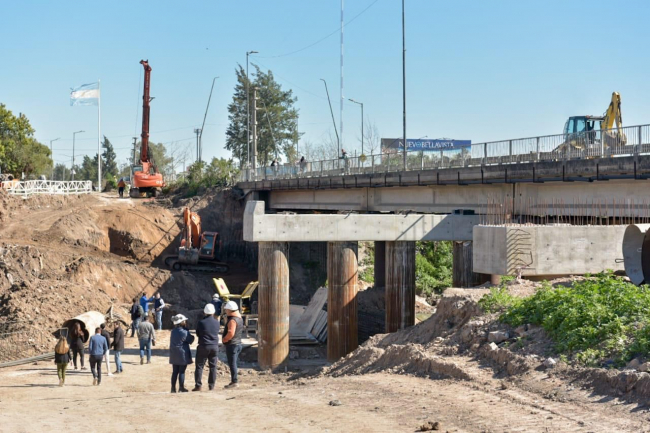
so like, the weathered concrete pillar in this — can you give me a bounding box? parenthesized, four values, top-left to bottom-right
(258, 242, 290, 369)
(327, 241, 359, 362)
(374, 241, 386, 291)
(452, 241, 486, 288)
(385, 241, 416, 333)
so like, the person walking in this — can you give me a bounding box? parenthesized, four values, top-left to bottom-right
(154, 293, 165, 331)
(129, 298, 141, 338)
(169, 314, 194, 393)
(54, 335, 72, 387)
(137, 311, 156, 364)
(222, 301, 244, 389)
(70, 321, 86, 370)
(88, 327, 108, 386)
(100, 323, 113, 377)
(192, 304, 220, 392)
(112, 322, 125, 374)
(140, 292, 154, 316)
(117, 178, 126, 198)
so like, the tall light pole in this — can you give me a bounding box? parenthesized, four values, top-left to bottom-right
(246, 50, 258, 168)
(320, 79, 340, 156)
(402, 0, 407, 169)
(348, 98, 363, 156)
(72, 130, 84, 180)
(50, 138, 60, 180)
(199, 76, 219, 165)
(194, 128, 201, 164)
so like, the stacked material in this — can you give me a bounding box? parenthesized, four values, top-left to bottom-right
(289, 287, 328, 344)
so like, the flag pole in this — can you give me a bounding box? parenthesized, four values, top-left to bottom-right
(97, 79, 102, 191)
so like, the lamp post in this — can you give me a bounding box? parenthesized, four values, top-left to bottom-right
(199, 76, 218, 166)
(50, 138, 60, 180)
(246, 50, 258, 168)
(348, 98, 363, 156)
(402, 0, 407, 170)
(320, 79, 340, 157)
(72, 130, 84, 180)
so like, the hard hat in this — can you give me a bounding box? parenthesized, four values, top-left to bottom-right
(224, 301, 239, 311)
(204, 303, 216, 315)
(172, 314, 188, 325)
(212, 293, 220, 299)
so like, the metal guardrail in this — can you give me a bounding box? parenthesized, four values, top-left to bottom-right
(237, 124, 650, 182)
(0, 321, 53, 363)
(3, 180, 93, 196)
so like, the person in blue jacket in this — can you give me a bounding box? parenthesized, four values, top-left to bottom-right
(169, 314, 194, 393)
(140, 292, 154, 315)
(88, 327, 108, 386)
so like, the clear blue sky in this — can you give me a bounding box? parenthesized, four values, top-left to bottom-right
(1, 0, 649, 170)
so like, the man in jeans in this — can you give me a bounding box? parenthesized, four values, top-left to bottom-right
(88, 327, 108, 385)
(222, 301, 244, 389)
(137, 312, 156, 364)
(154, 293, 165, 331)
(100, 323, 113, 377)
(192, 303, 220, 392)
(129, 298, 141, 338)
(112, 321, 125, 374)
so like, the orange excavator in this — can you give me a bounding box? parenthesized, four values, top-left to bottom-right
(130, 60, 164, 198)
(164, 207, 229, 273)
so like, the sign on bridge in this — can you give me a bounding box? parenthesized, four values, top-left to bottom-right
(382, 138, 472, 152)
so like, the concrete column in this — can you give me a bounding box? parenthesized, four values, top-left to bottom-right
(374, 241, 386, 291)
(385, 241, 416, 333)
(258, 242, 290, 369)
(452, 241, 485, 288)
(327, 241, 359, 362)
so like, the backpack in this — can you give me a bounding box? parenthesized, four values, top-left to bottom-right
(137, 305, 144, 318)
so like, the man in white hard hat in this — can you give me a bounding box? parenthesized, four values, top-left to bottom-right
(222, 301, 244, 389)
(192, 303, 220, 391)
(211, 293, 222, 320)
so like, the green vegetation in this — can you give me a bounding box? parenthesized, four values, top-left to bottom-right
(164, 157, 237, 197)
(359, 267, 374, 284)
(358, 242, 375, 284)
(480, 272, 650, 366)
(0, 104, 52, 178)
(415, 241, 452, 296)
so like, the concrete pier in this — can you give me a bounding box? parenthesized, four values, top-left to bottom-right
(385, 241, 416, 332)
(374, 241, 386, 291)
(452, 241, 486, 288)
(258, 241, 290, 369)
(327, 241, 359, 362)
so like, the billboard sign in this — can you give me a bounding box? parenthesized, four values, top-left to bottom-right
(382, 138, 471, 152)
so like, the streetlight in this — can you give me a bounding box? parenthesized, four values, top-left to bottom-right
(50, 138, 60, 180)
(348, 98, 364, 156)
(72, 130, 84, 180)
(321, 79, 340, 157)
(402, 0, 407, 170)
(246, 50, 258, 168)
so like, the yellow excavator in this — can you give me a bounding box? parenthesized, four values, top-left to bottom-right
(557, 92, 626, 153)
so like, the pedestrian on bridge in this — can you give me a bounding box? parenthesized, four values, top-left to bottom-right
(169, 314, 194, 393)
(222, 301, 243, 389)
(192, 303, 219, 392)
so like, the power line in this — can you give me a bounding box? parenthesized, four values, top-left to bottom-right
(256, 0, 382, 59)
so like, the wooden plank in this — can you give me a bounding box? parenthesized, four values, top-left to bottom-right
(291, 286, 327, 336)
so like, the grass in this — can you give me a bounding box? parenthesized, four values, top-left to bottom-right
(479, 272, 650, 367)
(359, 266, 374, 284)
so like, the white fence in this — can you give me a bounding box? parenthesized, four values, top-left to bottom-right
(3, 180, 93, 197)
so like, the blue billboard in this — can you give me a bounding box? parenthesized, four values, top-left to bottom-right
(381, 138, 472, 152)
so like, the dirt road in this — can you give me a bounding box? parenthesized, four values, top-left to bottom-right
(1, 330, 648, 433)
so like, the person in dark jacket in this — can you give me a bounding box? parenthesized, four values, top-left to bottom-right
(130, 298, 141, 338)
(222, 301, 244, 389)
(112, 322, 125, 374)
(211, 294, 222, 321)
(100, 323, 113, 376)
(88, 327, 108, 385)
(169, 314, 194, 393)
(54, 336, 72, 387)
(192, 303, 220, 392)
(70, 321, 86, 370)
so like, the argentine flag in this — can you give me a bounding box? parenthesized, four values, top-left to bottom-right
(70, 82, 99, 106)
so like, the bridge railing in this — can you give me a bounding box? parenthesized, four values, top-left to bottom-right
(237, 123, 650, 182)
(2, 180, 93, 196)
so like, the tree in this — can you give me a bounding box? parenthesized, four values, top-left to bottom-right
(225, 65, 300, 167)
(53, 163, 68, 181)
(76, 155, 97, 181)
(102, 136, 118, 178)
(363, 118, 381, 156)
(0, 103, 52, 177)
(415, 241, 453, 296)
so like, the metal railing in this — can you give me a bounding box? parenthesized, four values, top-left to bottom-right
(237, 124, 650, 182)
(0, 321, 53, 363)
(2, 180, 93, 196)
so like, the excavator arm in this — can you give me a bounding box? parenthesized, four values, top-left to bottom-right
(182, 207, 202, 250)
(601, 92, 623, 131)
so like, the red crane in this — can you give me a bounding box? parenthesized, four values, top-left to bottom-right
(130, 59, 164, 198)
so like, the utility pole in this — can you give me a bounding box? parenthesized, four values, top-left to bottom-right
(252, 87, 258, 179)
(72, 130, 84, 180)
(194, 128, 201, 164)
(348, 99, 363, 156)
(132, 137, 137, 165)
(320, 79, 340, 156)
(199, 76, 218, 166)
(50, 138, 60, 180)
(246, 50, 259, 168)
(402, 0, 407, 170)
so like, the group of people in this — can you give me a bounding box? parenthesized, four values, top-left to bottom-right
(53, 292, 244, 393)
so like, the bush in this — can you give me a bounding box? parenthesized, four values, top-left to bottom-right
(415, 241, 452, 296)
(495, 272, 650, 366)
(359, 266, 374, 284)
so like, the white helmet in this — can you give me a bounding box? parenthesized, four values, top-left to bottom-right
(224, 301, 239, 312)
(204, 303, 216, 315)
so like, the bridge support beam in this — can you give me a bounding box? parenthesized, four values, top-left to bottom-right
(258, 241, 290, 369)
(385, 241, 416, 333)
(327, 241, 359, 362)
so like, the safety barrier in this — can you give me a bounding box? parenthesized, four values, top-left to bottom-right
(237, 123, 650, 182)
(3, 180, 93, 196)
(0, 321, 53, 364)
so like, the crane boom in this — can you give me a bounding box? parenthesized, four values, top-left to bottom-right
(140, 59, 152, 163)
